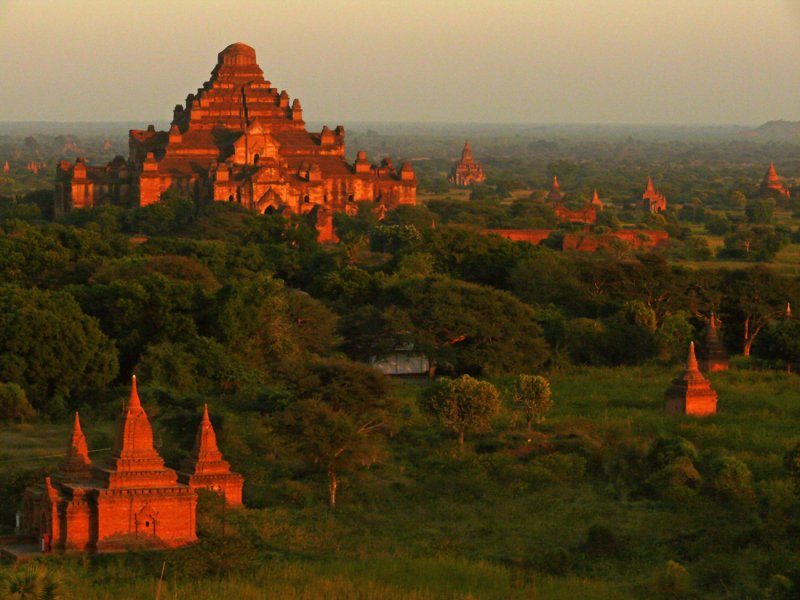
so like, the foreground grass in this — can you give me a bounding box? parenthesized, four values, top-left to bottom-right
(7, 557, 633, 600)
(2, 365, 799, 598)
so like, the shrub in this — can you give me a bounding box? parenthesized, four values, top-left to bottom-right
(702, 452, 755, 505)
(652, 560, 691, 599)
(0, 382, 35, 422)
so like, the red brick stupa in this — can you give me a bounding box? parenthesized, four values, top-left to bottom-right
(699, 313, 729, 373)
(449, 140, 486, 186)
(22, 377, 200, 551)
(180, 405, 243, 506)
(665, 342, 718, 416)
(547, 176, 563, 203)
(761, 162, 791, 198)
(54, 42, 416, 242)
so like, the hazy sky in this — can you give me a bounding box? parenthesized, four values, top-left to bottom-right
(2, 0, 799, 124)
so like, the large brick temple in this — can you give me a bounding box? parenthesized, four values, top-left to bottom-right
(21, 377, 243, 552)
(54, 42, 417, 241)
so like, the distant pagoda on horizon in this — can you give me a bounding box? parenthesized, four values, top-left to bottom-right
(642, 177, 667, 213)
(449, 140, 487, 186)
(761, 162, 791, 198)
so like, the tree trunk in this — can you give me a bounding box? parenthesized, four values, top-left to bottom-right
(743, 318, 751, 356)
(328, 468, 337, 509)
(427, 359, 437, 380)
(458, 430, 464, 449)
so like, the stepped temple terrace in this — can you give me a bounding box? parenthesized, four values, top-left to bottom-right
(20, 377, 242, 552)
(449, 140, 486, 186)
(53, 42, 417, 242)
(665, 342, 718, 417)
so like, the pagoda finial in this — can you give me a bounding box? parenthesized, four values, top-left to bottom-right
(687, 341, 699, 371)
(59, 410, 92, 477)
(193, 404, 222, 460)
(710, 311, 717, 331)
(552, 175, 560, 189)
(129, 375, 140, 408)
(787, 302, 793, 319)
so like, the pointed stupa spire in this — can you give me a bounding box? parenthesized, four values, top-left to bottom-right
(768, 161, 778, 178)
(128, 374, 140, 408)
(180, 405, 244, 506)
(700, 311, 729, 373)
(58, 411, 92, 479)
(461, 140, 473, 161)
(104, 375, 177, 489)
(194, 404, 222, 461)
(644, 176, 656, 197)
(787, 302, 793, 319)
(687, 341, 699, 372)
(547, 176, 563, 202)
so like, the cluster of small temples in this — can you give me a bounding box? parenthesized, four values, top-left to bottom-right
(546, 177, 603, 225)
(449, 140, 486, 186)
(21, 377, 242, 552)
(53, 42, 416, 242)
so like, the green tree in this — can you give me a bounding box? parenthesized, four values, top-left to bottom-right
(0, 285, 118, 411)
(512, 375, 552, 431)
(0, 382, 35, 422)
(283, 359, 396, 507)
(381, 276, 548, 376)
(702, 452, 755, 505)
(745, 198, 775, 224)
(421, 375, 500, 448)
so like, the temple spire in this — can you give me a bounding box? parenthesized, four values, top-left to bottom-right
(710, 311, 717, 331)
(128, 375, 140, 408)
(787, 302, 793, 319)
(687, 341, 699, 372)
(462, 140, 473, 161)
(58, 411, 92, 479)
(768, 162, 778, 178)
(194, 404, 222, 461)
(547, 176, 563, 202)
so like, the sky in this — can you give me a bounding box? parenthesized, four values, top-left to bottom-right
(1, 0, 799, 125)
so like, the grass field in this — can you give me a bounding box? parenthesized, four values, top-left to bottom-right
(2, 364, 799, 598)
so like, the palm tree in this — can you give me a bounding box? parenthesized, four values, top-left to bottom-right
(3, 565, 64, 600)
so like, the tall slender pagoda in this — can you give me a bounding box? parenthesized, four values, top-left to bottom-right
(179, 405, 244, 506)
